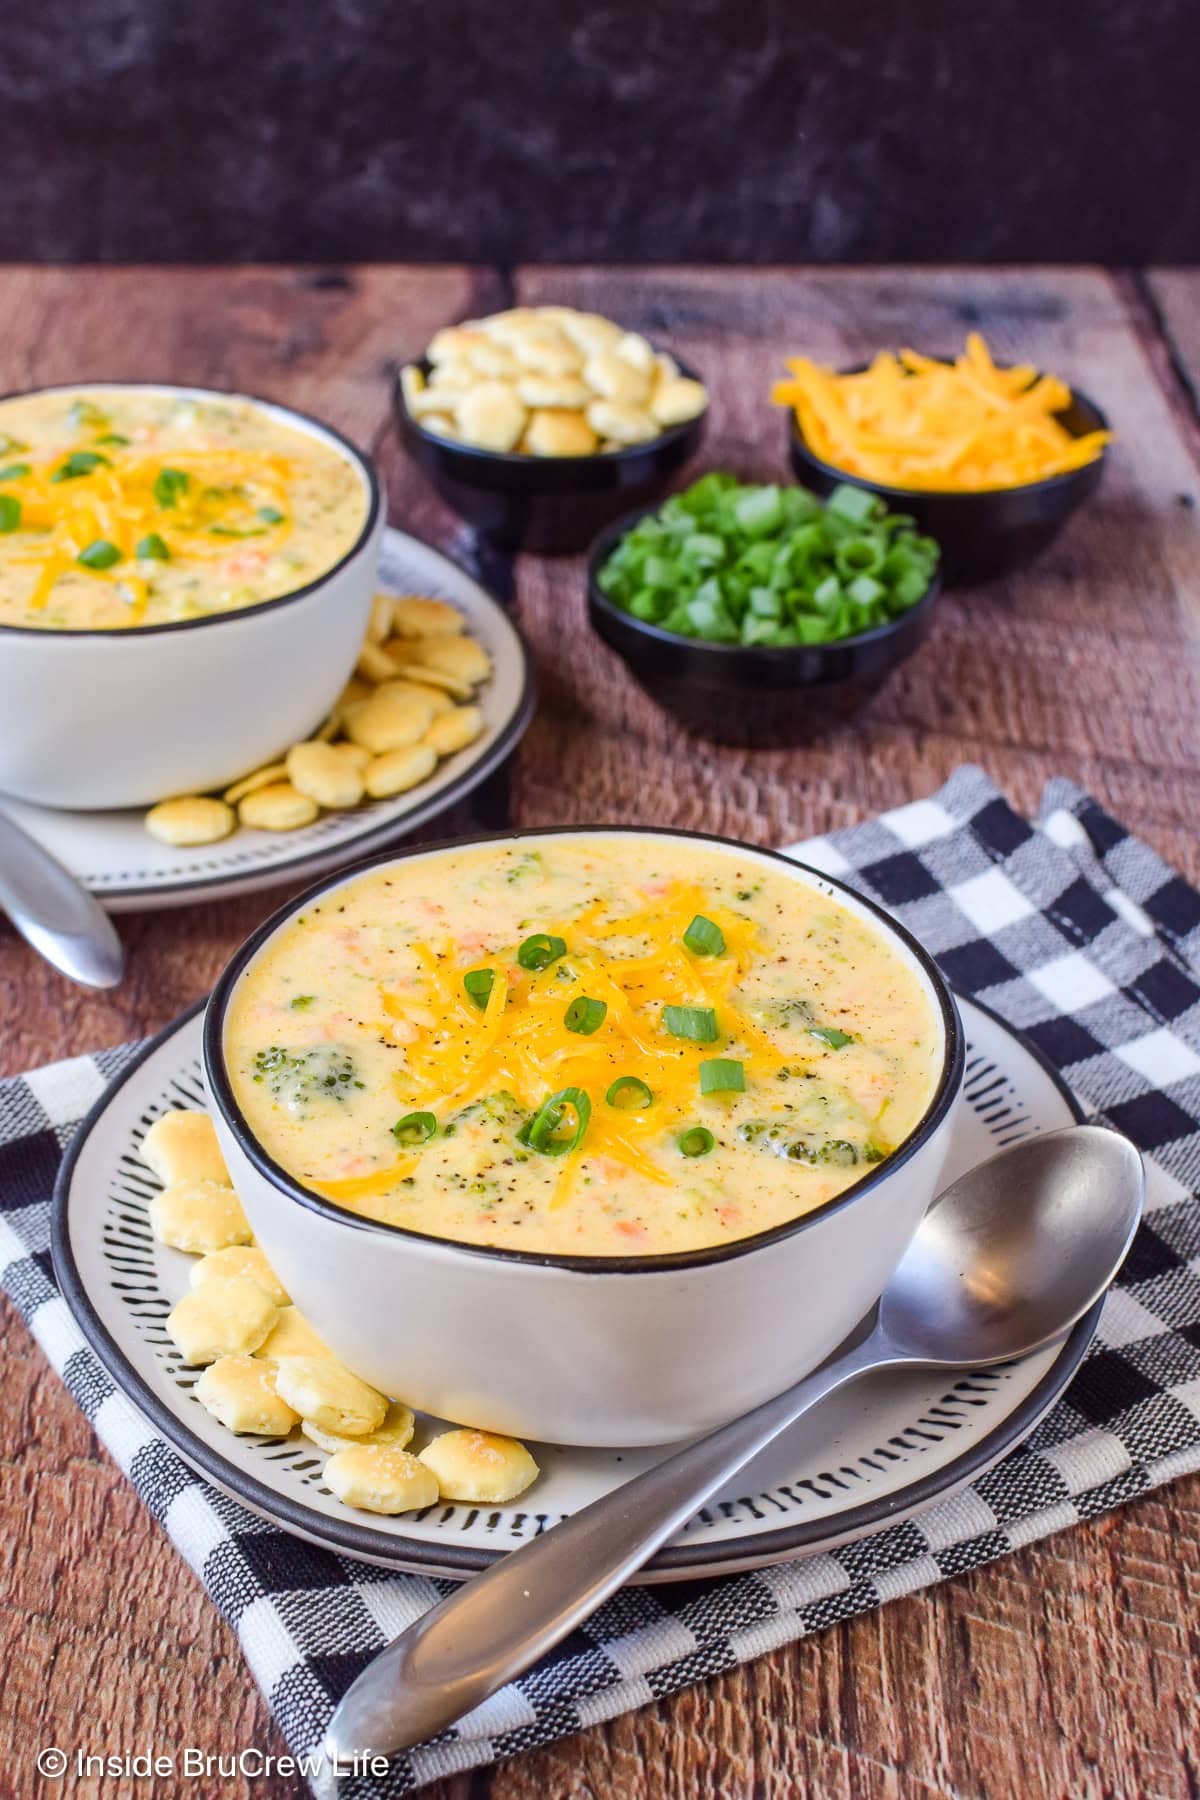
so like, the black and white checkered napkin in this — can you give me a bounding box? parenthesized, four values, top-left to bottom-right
(4, 765, 1200, 1797)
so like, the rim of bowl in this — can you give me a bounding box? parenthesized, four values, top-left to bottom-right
(203, 824, 965, 1277)
(785, 365, 1110, 505)
(394, 349, 708, 467)
(586, 502, 942, 662)
(0, 380, 383, 639)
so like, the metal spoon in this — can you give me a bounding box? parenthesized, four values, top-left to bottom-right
(326, 1123, 1143, 1766)
(0, 810, 125, 988)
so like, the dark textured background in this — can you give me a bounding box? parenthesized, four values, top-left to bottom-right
(2, 0, 1197, 264)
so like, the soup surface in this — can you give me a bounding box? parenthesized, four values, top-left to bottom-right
(0, 388, 368, 629)
(225, 838, 942, 1257)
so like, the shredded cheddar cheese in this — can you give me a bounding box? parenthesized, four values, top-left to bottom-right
(12, 449, 296, 617)
(772, 333, 1111, 492)
(311, 1160, 418, 1202)
(383, 884, 793, 1187)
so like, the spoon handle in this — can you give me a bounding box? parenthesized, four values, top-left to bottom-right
(0, 811, 124, 989)
(325, 1330, 889, 1765)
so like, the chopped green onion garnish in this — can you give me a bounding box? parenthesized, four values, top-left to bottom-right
(0, 495, 20, 533)
(257, 505, 286, 524)
(0, 434, 26, 455)
(51, 450, 109, 483)
(393, 1111, 437, 1145)
(77, 538, 120, 570)
(809, 1025, 855, 1049)
(0, 463, 30, 481)
(517, 932, 567, 971)
(699, 1057, 745, 1094)
(154, 467, 190, 507)
(68, 399, 109, 429)
(564, 996, 606, 1035)
(136, 532, 170, 561)
(606, 1075, 653, 1110)
(683, 914, 725, 957)
(663, 1004, 718, 1043)
(521, 1087, 591, 1156)
(289, 994, 316, 1011)
(96, 433, 130, 446)
(463, 968, 495, 1010)
(679, 1126, 715, 1158)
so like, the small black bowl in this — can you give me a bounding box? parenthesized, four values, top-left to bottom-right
(394, 355, 707, 555)
(786, 378, 1108, 586)
(586, 506, 942, 747)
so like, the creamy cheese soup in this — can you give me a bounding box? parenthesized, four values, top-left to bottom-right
(225, 839, 942, 1257)
(0, 388, 368, 629)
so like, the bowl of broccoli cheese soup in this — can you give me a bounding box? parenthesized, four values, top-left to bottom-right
(0, 384, 382, 808)
(206, 828, 963, 1445)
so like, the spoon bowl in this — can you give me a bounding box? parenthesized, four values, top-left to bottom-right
(0, 810, 124, 988)
(882, 1125, 1145, 1365)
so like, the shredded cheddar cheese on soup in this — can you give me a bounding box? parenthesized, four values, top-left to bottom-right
(0, 388, 367, 629)
(225, 839, 941, 1258)
(772, 333, 1110, 493)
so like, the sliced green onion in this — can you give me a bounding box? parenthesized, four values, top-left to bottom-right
(826, 482, 879, 525)
(393, 1111, 437, 1145)
(258, 505, 286, 524)
(0, 463, 30, 481)
(699, 1057, 745, 1094)
(663, 1004, 718, 1043)
(153, 466, 190, 507)
(0, 434, 26, 455)
(595, 472, 934, 652)
(679, 1126, 715, 1158)
(136, 532, 170, 561)
(522, 1087, 591, 1156)
(463, 967, 495, 1010)
(289, 994, 316, 1011)
(68, 398, 109, 429)
(809, 1025, 855, 1049)
(77, 538, 120, 570)
(606, 1076, 653, 1110)
(683, 914, 725, 957)
(0, 494, 20, 533)
(517, 932, 566, 971)
(51, 450, 109, 483)
(96, 433, 130, 446)
(564, 996, 606, 1035)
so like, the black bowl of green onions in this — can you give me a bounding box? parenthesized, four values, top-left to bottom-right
(587, 473, 942, 746)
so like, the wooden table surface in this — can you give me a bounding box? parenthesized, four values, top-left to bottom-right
(4, 266, 1200, 1799)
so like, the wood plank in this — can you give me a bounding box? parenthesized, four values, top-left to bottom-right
(1146, 268, 1200, 440)
(2, 265, 1200, 1800)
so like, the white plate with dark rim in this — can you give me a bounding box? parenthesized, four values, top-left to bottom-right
(1, 528, 535, 912)
(52, 992, 1093, 1584)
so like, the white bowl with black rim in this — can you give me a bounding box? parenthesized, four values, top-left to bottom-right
(202, 827, 965, 1449)
(0, 383, 384, 810)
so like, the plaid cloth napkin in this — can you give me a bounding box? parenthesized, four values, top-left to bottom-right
(4, 765, 1200, 1798)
